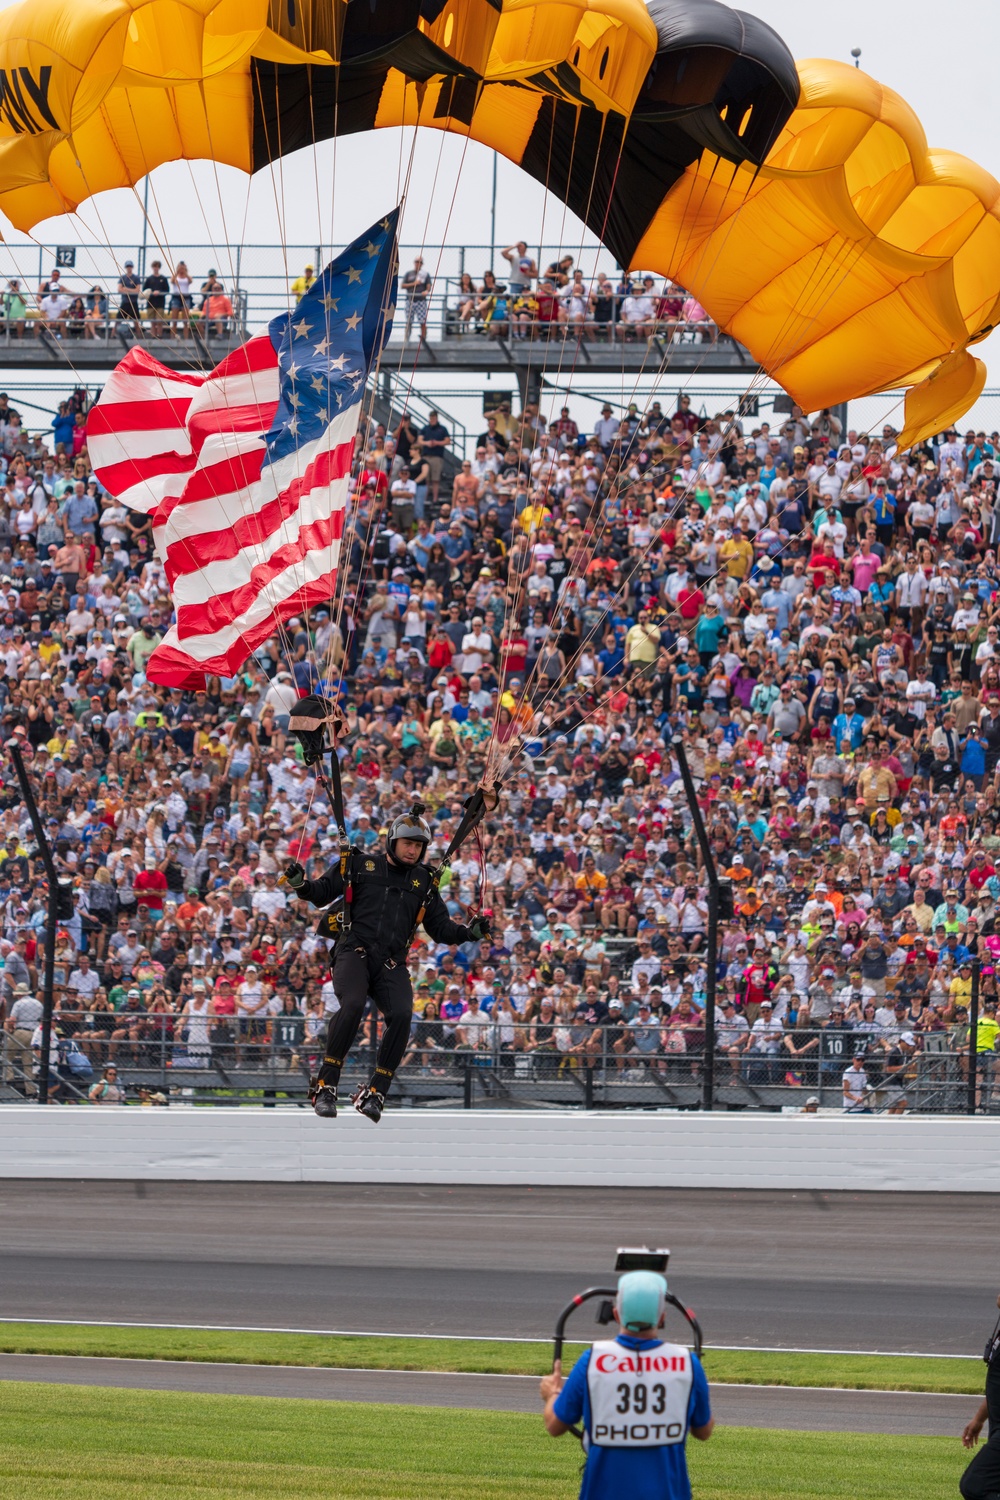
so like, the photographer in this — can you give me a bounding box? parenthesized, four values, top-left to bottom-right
(540, 1269, 713, 1499)
(961, 1293, 1000, 1499)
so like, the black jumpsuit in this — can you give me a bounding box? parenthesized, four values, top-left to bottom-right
(296, 849, 475, 1097)
(961, 1323, 1000, 1500)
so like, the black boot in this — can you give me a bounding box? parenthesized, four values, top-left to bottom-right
(312, 1084, 338, 1118)
(352, 1084, 384, 1124)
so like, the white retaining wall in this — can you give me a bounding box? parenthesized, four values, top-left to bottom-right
(1, 1107, 998, 1191)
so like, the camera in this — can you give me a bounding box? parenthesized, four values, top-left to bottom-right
(614, 1246, 670, 1274)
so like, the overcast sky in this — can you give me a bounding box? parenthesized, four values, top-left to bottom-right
(0, 0, 996, 423)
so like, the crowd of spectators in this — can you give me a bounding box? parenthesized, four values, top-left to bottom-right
(2, 338, 1000, 1111)
(1, 262, 235, 340)
(428, 243, 711, 342)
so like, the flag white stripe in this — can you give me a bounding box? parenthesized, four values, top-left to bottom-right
(167, 477, 350, 605)
(154, 396, 359, 537)
(93, 370, 201, 403)
(165, 541, 343, 660)
(186, 368, 280, 415)
(92, 427, 194, 463)
(117, 471, 193, 515)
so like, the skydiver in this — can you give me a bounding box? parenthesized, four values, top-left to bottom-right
(284, 805, 490, 1122)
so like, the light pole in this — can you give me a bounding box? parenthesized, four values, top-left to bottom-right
(139, 174, 150, 279)
(671, 736, 734, 1111)
(490, 151, 498, 271)
(851, 47, 862, 68)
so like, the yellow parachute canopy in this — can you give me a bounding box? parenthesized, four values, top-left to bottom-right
(0, 0, 995, 447)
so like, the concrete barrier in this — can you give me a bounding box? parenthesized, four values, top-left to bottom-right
(2, 1107, 998, 1191)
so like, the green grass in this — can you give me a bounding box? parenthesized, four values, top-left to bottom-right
(0, 1321, 982, 1394)
(0, 1382, 967, 1500)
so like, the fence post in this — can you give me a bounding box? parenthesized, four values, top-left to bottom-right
(585, 1062, 594, 1110)
(968, 956, 980, 1115)
(671, 737, 719, 1111)
(7, 739, 58, 1104)
(464, 1062, 473, 1110)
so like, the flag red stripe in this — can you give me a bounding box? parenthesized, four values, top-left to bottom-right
(86, 395, 194, 435)
(147, 574, 341, 688)
(162, 442, 353, 580)
(173, 510, 344, 638)
(155, 446, 269, 526)
(93, 448, 199, 498)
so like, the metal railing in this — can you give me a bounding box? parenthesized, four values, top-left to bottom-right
(0, 290, 250, 347)
(4, 1010, 993, 1115)
(0, 241, 720, 346)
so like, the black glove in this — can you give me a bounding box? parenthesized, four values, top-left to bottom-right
(284, 860, 306, 890)
(467, 915, 491, 941)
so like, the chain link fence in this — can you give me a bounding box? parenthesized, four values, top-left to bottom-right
(4, 1008, 994, 1114)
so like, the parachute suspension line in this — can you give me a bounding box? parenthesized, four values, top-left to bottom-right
(321, 137, 426, 690)
(256, 63, 323, 647)
(320, 62, 343, 654)
(253, 60, 363, 674)
(325, 120, 473, 696)
(698, 221, 880, 478)
(491, 164, 758, 786)
(306, 65, 326, 267)
(323, 216, 413, 687)
(179, 92, 302, 679)
(505, 85, 561, 514)
(491, 119, 754, 778)
(598, 145, 749, 447)
(483, 87, 600, 788)
(529, 102, 584, 446)
(499, 155, 777, 749)
(328, 59, 344, 261)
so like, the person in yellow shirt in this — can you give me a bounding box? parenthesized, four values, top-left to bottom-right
(291, 264, 315, 299)
(950, 964, 973, 1011)
(718, 526, 754, 580)
(38, 635, 62, 667)
(519, 500, 552, 536)
(199, 727, 229, 765)
(0, 836, 28, 864)
(624, 611, 661, 681)
(975, 998, 1000, 1054)
(856, 751, 898, 809)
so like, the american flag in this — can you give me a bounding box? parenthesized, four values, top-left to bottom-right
(89, 210, 399, 688)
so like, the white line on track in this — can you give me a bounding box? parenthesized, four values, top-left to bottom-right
(0, 1316, 977, 1360)
(0, 1355, 974, 1395)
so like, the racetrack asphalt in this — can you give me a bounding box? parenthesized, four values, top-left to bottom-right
(0, 1181, 994, 1356)
(0, 1354, 975, 1436)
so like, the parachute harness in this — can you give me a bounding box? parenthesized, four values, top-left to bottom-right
(290, 694, 501, 947)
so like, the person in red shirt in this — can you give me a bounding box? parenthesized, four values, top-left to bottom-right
(676, 581, 705, 620)
(968, 850, 997, 890)
(358, 465, 388, 498)
(807, 539, 841, 586)
(133, 857, 166, 914)
(427, 628, 454, 674)
(499, 631, 528, 678)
